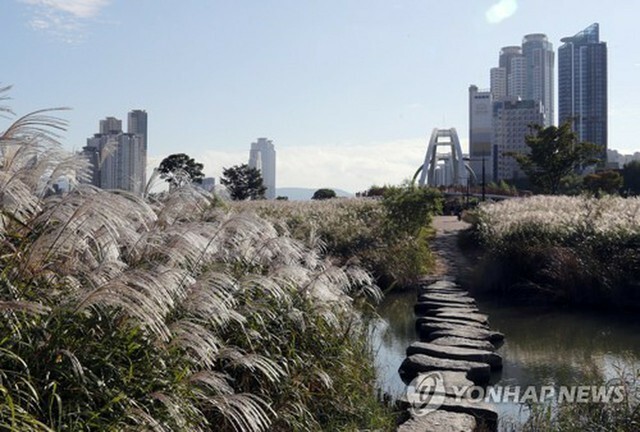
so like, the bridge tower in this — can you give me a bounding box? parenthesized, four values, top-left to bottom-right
(418, 128, 468, 187)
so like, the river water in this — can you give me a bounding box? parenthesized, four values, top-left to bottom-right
(371, 289, 640, 429)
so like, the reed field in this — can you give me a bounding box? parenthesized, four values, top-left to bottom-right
(470, 195, 640, 307)
(0, 94, 402, 431)
(237, 185, 441, 290)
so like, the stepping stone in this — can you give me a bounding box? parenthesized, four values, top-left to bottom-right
(438, 398, 498, 432)
(419, 287, 470, 297)
(399, 370, 474, 401)
(419, 291, 471, 300)
(418, 280, 459, 289)
(397, 397, 497, 432)
(416, 316, 488, 330)
(430, 336, 495, 352)
(431, 311, 489, 325)
(397, 410, 477, 432)
(399, 354, 491, 385)
(420, 322, 488, 335)
(426, 281, 459, 289)
(419, 294, 475, 305)
(426, 328, 505, 348)
(406, 342, 502, 370)
(415, 302, 479, 315)
(421, 305, 481, 315)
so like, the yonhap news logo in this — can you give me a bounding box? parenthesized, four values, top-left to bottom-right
(405, 372, 446, 416)
(405, 373, 628, 417)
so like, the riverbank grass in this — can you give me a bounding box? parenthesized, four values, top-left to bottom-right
(469, 195, 640, 308)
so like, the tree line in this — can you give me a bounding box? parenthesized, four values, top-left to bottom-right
(158, 154, 341, 200)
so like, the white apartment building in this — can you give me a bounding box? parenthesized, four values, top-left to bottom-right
(492, 98, 544, 181)
(248, 138, 276, 199)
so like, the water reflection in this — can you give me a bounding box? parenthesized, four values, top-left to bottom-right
(371, 289, 417, 399)
(478, 299, 640, 426)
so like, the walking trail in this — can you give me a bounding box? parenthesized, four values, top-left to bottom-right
(429, 215, 472, 282)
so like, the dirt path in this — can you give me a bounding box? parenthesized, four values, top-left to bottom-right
(429, 216, 472, 282)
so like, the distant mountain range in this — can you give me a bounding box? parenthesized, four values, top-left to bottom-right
(276, 187, 354, 201)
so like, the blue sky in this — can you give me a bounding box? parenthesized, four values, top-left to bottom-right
(3, 0, 639, 192)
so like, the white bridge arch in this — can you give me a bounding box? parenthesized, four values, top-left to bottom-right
(417, 128, 469, 187)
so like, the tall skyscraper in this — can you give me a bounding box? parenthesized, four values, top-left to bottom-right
(498, 46, 526, 99)
(82, 111, 148, 195)
(248, 138, 276, 199)
(128, 110, 148, 150)
(490, 68, 507, 99)
(558, 23, 608, 162)
(469, 85, 494, 183)
(522, 34, 555, 125)
(127, 110, 148, 188)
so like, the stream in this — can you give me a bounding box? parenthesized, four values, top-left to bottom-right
(371, 288, 640, 428)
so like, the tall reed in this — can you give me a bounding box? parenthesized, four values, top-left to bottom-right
(0, 88, 394, 431)
(471, 195, 640, 307)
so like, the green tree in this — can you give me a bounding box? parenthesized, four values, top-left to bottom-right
(311, 188, 336, 200)
(220, 164, 266, 200)
(364, 185, 387, 197)
(158, 153, 205, 188)
(382, 186, 443, 235)
(583, 170, 622, 195)
(623, 160, 640, 195)
(507, 122, 601, 194)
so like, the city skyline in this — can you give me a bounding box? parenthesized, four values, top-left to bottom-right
(4, 1, 640, 193)
(470, 28, 560, 185)
(82, 110, 147, 195)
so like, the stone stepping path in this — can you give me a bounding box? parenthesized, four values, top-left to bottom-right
(397, 278, 503, 432)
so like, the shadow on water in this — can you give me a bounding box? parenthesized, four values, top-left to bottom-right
(372, 288, 640, 429)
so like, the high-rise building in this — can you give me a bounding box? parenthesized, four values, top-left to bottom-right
(100, 117, 122, 134)
(490, 68, 507, 99)
(469, 85, 494, 183)
(558, 23, 607, 162)
(498, 46, 526, 99)
(492, 98, 545, 181)
(82, 111, 147, 195)
(248, 138, 276, 199)
(128, 110, 148, 150)
(522, 34, 555, 126)
(127, 110, 148, 188)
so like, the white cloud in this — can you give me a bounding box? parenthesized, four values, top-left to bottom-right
(19, 0, 110, 42)
(485, 0, 518, 24)
(21, 0, 109, 18)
